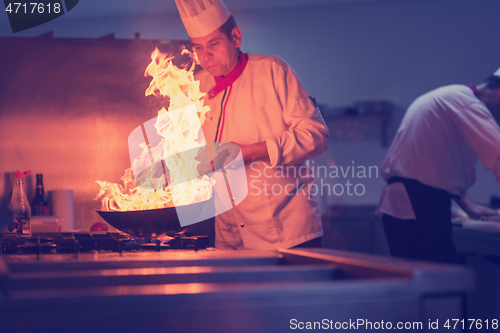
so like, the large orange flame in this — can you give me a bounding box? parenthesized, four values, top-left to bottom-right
(96, 47, 213, 212)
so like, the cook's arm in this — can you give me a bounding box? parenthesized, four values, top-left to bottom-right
(448, 99, 500, 221)
(264, 59, 330, 168)
(449, 99, 500, 187)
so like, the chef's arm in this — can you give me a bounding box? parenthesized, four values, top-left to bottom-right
(265, 115, 329, 168)
(454, 195, 499, 220)
(264, 61, 330, 168)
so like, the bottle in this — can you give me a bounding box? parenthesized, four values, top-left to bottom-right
(8, 170, 32, 236)
(32, 174, 49, 216)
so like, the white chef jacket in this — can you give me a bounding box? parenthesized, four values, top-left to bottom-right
(376, 84, 500, 219)
(195, 54, 329, 249)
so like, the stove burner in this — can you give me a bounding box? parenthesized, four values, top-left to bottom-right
(0, 232, 209, 255)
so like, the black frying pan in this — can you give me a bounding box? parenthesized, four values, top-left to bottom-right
(96, 197, 214, 238)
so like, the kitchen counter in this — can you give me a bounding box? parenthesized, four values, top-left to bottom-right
(0, 248, 472, 333)
(453, 219, 500, 256)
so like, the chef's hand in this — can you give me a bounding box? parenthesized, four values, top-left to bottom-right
(195, 145, 212, 176)
(215, 142, 242, 169)
(195, 144, 233, 175)
(454, 196, 500, 221)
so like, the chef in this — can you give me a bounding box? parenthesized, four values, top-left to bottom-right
(173, 0, 329, 250)
(376, 69, 500, 263)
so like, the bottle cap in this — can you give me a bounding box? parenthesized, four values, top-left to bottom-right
(15, 170, 31, 178)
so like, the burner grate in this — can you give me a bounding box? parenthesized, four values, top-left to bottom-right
(0, 232, 209, 254)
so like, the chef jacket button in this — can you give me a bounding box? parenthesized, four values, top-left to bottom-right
(232, 197, 236, 201)
(240, 223, 244, 228)
(211, 117, 214, 121)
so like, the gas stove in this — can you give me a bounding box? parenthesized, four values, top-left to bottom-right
(0, 232, 210, 255)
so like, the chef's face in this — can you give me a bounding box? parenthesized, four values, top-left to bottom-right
(191, 27, 242, 77)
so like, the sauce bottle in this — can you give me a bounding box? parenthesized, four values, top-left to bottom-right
(8, 170, 32, 236)
(32, 174, 49, 216)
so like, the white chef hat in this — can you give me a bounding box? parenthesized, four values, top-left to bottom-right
(174, 0, 231, 38)
(495, 67, 500, 77)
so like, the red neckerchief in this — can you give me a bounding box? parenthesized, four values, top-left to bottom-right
(467, 84, 481, 99)
(207, 50, 248, 100)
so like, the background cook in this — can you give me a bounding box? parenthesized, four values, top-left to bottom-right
(377, 68, 500, 263)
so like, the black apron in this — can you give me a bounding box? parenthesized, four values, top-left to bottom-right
(382, 177, 462, 264)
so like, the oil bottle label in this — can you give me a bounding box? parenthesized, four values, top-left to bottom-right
(13, 217, 30, 235)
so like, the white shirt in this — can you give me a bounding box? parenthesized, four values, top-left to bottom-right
(196, 54, 330, 249)
(377, 85, 500, 219)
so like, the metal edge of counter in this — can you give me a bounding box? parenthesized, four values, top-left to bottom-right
(279, 248, 475, 293)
